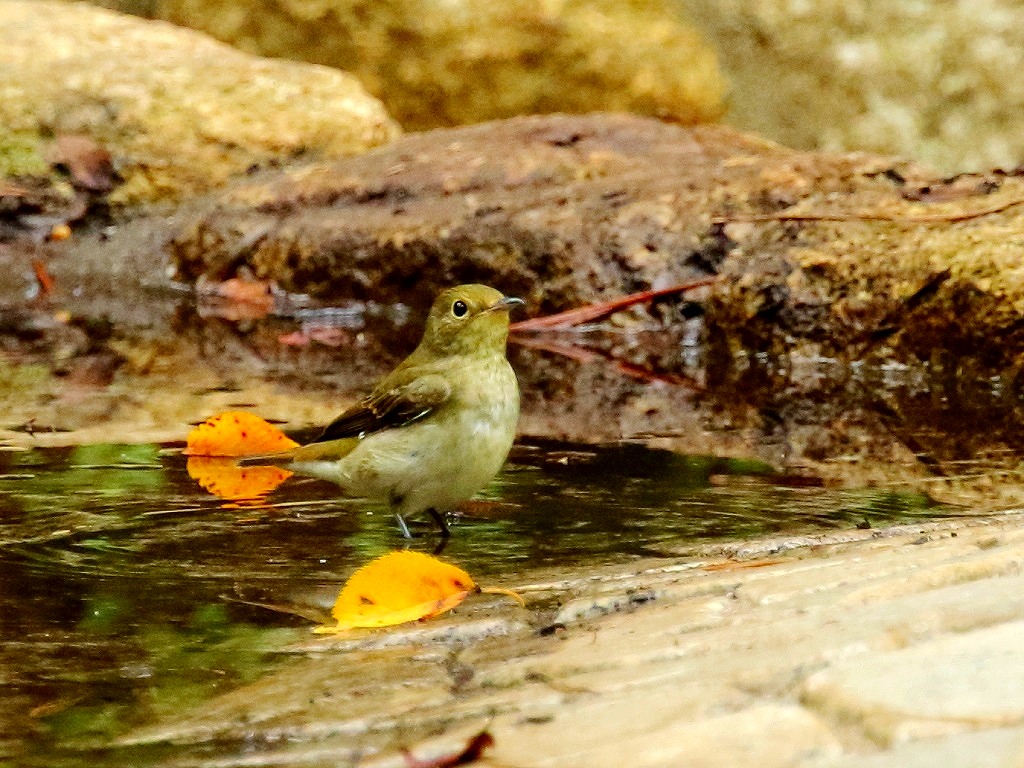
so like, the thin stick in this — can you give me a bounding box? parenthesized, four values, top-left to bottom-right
(711, 194, 1024, 225)
(510, 277, 717, 331)
(510, 334, 700, 387)
(480, 586, 526, 607)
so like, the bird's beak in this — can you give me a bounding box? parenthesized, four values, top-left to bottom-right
(487, 296, 526, 313)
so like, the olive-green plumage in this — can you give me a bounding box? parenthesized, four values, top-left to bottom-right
(268, 284, 523, 537)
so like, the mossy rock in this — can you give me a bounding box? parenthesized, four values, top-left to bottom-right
(98, 0, 726, 131)
(0, 1, 400, 205)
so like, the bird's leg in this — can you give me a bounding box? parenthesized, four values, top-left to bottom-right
(428, 508, 451, 539)
(389, 492, 414, 539)
(394, 512, 413, 539)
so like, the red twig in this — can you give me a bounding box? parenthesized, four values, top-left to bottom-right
(31, 259, 55, 297)
(509, 334, 603, 363)
(401, 730, 495, 768)
(510, 334, 701, 388)
(509, 277, 717, 332)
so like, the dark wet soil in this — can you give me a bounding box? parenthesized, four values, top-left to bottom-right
(6, 116, 1024, 486)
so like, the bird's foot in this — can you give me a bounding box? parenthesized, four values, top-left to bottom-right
(428, 508, 452, 539)
(393, 510, 451, 544)
(394, 513, 413, 539)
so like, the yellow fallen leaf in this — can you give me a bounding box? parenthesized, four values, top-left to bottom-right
(315, 551, 524, 634)
(184, 411, 298, 457)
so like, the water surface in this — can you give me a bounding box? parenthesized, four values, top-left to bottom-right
(0, 438, 948, 765)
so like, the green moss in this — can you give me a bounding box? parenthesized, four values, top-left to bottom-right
(0, 131, 49, 177)
(0, 361, 52, 390)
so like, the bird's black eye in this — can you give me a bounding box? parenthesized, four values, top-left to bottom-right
(451, 300, 468, 318)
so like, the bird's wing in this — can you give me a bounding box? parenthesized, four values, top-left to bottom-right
(311, 372, 452, 443)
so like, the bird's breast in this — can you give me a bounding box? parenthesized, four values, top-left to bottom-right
(296, 355, 519, 513)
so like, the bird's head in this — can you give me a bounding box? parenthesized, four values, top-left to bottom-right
(419, 284, 524, 357)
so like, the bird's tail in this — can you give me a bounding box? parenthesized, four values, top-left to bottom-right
(236, 438, 359, 467)
(236, 449, 296, 467)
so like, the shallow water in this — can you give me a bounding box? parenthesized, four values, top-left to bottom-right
(0, 437, 953, 765)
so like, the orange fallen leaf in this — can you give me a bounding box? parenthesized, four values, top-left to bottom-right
(196, 276, 276, 321)
(187, 457, 292, 502)
(315, 551, 524, 633)
(184, 411, 298, 457)
(278, 326, 351, 347)
(48, 223, 72, 242)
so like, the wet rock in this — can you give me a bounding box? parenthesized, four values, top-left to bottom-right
(166, 112, 1024, 375)
(803, 620, 1024, 744)
(96, 0, 725, 131)
(679, 0, 1024, 174)
(813, 727, 1024, 768)
(105, 517, 1024, 768)
(0, 1, 399, 205)
(485, 702, 840, 768)
(165, 113, 898, 308)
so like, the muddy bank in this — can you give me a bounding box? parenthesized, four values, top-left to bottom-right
(5, 114, 1024, 499)
(160, 113, 1024, 372)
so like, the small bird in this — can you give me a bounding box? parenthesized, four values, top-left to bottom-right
(256, 284, 523, 538)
